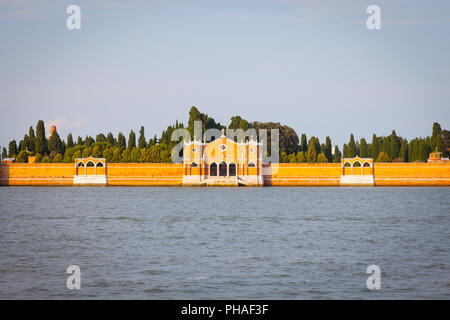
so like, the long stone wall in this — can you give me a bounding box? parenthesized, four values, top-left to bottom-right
(373, 163, 450, 186)
(263, 163, 342, 186)
(0, 163, 74, 186)
(0, 162, 449, 186)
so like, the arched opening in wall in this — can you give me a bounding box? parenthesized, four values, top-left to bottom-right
(219, 161, 227, 176)
(363, 161, 371, 175)
(353, 161, 362, 175)
(76, 162, 85, 175)
(343, 162, 351, 175)
(248, 162, 256, 167)
(96, 162, 104, 167)
(209, 162, 217, 176)
(191, 162, 198, 167)
(229, 163, 236, 176)
(86, 161, 95, 175)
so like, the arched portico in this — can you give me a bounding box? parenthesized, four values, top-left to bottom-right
(73, 158, 107, 185)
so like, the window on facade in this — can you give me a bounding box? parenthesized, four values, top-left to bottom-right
(210, 163, 217, 176)
(248, 162, 256, 167)
(229, 163, 236, 176)
(191, 162, 198, 167)
(219, 161, 227, 176)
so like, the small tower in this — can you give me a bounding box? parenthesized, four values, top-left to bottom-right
(49, 125, 56, 139)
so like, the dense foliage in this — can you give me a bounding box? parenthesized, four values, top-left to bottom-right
(3, 106, 448, 164)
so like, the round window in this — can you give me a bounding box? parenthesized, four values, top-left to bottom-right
(192, 148, 197, 153)
(249, 148, 254, 153)
(219, 144, 227, 151)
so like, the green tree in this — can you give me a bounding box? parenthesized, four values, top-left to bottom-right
(130, 147, 142, 162)
(360, 138, 368, 158)
(77, 136, 83, 145)
(128, 130, 136, 150)
(376, 151, 390, 163)
(52, 153, 63, 163)
(138, 126, 147, 149)
(48, 130, 63, 156)
(306, 139, 317, 163)
(41, 155, 51, 163)
(389, 130, 399, 159)
(343, 144, 348, 158)
(300, 134, 307, 152)
(333, 146, 342, 163)
(325, 136, 332, 162)
(399, 140, 408, 162)
(317, 153, 328, 163)
(16, 150, 28, 163)
(117, 132, 126, 149)
(67, 133, 74, 149)
(34, 153, 43, 163)
(296, 151, 306, 163)
(28, 126, 36, 154)
(96, 133, 106, 143)
(371, 134, 379, 160)
(35, 120, 47, 155)
(8, 140, 18, 157)
(347, 134, 356, 157)
(106, 132, 115, 146)
(2, 147, 7, 159)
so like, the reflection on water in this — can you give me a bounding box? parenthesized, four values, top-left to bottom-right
(0, 187, 449, 299)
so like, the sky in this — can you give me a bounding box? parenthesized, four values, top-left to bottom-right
(0, 0, 449, 150)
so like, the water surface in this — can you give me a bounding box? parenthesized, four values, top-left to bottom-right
(0, 187, 448, 299)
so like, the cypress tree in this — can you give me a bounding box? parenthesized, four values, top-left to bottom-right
(138, 126, 147, 149)
(399, 140, 408, 162)
(106, 132, 115, 146)
(333, 146, 342, 163)
(300, 134, 307, 152)
(77, 136, 83, 145)
(28, 126, 36, 154)
(306, 138, 317, 163)
(49, 131, 63, 156)
(360, 138, 368, 158)
(128, 130, 136, 150)
(35, 120, 47, 155)
(371, 134, 379, 160)
(2, 147, 7, 159)
(117, 132, 126, 149)
(8, 140, 18, 157)
(325, 136, 332, 162)
(343, 144, 348, 158)
(432, 122, 442, 139)
(67, 133, 74, 149)
(390, 136, 399, 160)
(348, 134, 356, 157)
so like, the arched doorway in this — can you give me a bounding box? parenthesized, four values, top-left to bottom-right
(219, 161, 227, 176)
(229, 163, 236, 176)
(209, 162, 217, 176)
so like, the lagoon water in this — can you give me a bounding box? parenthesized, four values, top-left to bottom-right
(0, 187, 448, 299)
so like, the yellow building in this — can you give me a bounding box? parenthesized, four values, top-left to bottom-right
(182, 129, 263, 186)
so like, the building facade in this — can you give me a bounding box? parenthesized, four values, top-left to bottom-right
(182, 130, 263, 186)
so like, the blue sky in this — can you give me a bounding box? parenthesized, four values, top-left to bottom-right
(1, 0, 449, 149)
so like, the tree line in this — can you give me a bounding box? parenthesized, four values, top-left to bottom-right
(2, 107, 449, 164)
